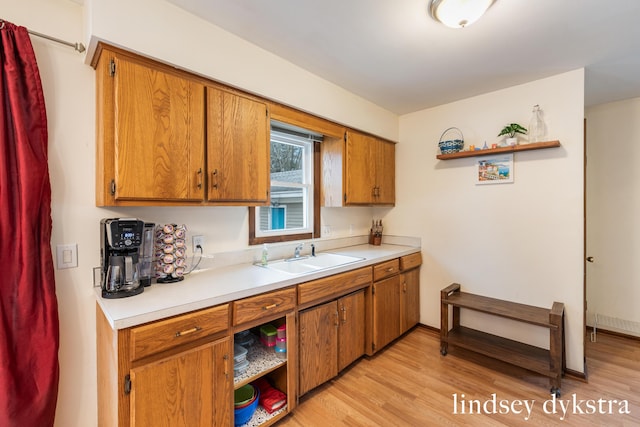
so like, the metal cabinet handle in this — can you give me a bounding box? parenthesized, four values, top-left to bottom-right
(196, 168, 203, 189)
(341, 305, 347, 324)
(334, 311, 339, 326)
(262, 303, 279, 311)
(175, 326, 202, 337)
(586, 256, 594, 263)
(211, 169, 218, 189)
(223, 354, 229, 379)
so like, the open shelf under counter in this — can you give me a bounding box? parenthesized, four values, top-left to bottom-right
(436, 140, 560, 160)
(234, 339, 287, 389)
(243, 405, 288, 427)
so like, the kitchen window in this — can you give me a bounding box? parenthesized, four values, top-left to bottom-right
(249, 122, 321, 245)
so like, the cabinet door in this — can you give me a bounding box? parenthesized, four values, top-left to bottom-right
(113, 55, 205, 201)
(400, 268, 420, 334)
(372, 275, 401, 352)
(212, 338, 233, 427)
(376, 140, 395, 205)
(129, 337, 231, 427)
(338, 290, 366, 372)
(207, 88, 269, 204)
(344, 131, 376, 204)
(298, 301, 338, 396)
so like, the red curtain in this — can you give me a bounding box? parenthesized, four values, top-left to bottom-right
(0, 21, 59, 426)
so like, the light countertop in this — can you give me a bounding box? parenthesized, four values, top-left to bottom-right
(96, 243, 421, 330)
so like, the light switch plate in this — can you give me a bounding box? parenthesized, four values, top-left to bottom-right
(56, 243, 78, 269)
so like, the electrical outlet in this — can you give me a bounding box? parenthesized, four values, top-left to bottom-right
(192, 235, 205, 252)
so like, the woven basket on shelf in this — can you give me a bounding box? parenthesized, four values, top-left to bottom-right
(438, 127, 464, 154)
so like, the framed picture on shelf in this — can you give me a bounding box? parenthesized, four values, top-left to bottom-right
(476, 154, 513, 185)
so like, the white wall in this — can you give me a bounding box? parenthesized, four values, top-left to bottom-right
(85, 0, 398, 142)
(3, 0, 395, 425)
(586, 98, 640, 335)
(389, 69, 585, 372)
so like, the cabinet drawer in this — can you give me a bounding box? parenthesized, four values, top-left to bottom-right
(233, 287, 296, 326)
(298, 267, 372, 306)
(373, 259, 400, 281)
(129, 304, 229, 361)
(400, 252, 422, 271)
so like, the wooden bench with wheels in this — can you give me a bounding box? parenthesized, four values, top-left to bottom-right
(440, 283, 565, 397)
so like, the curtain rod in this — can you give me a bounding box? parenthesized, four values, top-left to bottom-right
(0, 19, 86, 53)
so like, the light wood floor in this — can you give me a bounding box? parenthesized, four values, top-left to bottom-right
(278, 327, 639, 426)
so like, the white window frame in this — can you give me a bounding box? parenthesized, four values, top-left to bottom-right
(254, 128, 314, 239)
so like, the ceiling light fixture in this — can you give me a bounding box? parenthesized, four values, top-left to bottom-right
(429, 0, 495, 29)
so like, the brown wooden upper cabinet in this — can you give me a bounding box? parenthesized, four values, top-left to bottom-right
(206, 87, 270, 204)
(322, 130, 395, 206)
(93, 44, 270, 206)
(94, 48, 205, 205)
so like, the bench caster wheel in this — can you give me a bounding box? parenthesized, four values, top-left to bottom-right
(550, 387, 561, 398)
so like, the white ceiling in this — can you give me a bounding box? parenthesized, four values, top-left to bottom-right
(166, 0, 640, 115)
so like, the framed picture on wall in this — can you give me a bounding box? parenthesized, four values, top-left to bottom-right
(476, 154, 514, 184)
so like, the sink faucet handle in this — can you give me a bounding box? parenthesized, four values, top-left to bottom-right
(294, 243, 303, 257)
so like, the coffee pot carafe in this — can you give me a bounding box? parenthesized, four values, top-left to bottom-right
(100, 218, 145, 298)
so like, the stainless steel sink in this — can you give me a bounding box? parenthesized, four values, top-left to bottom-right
(259, 252, 364, 275)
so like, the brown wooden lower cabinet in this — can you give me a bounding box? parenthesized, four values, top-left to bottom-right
(338, 291, 366, 371)
(96, 303, 231, 427)
(371, 253, 422, 353)
(371, 275, 401, 352)
(299, 290, 366, 395)
(97, 252, 422, 426)
(231, 290, 297, 426)
(400, 267, 420, 335)
(298, 301, 338, 395)
(129, 337, 231, 427)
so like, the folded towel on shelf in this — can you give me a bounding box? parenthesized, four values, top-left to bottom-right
(252, 377, 287, 414)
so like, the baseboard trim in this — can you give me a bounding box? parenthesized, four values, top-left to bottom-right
(587, 325, 640, 342)
(416, 323, 439, 335)
(564, 368, 588, 382)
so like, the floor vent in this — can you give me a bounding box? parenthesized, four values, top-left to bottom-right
(587, 312, 640, 341)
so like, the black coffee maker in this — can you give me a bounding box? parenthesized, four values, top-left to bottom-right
(100, 218, 145, 298)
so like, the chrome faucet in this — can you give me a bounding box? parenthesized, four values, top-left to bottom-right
(294, 243, 303, 258)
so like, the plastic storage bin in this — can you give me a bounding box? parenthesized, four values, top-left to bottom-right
(234, 344, 248, 363)
(234, 330, 255, 348)
(234, 359, 249, 377)
(234, 387, 260, 426)
(275, 337, 287, 360)
(260, 324, 277, 347)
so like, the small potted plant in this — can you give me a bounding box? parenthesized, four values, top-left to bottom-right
(498, 123, 527, 146)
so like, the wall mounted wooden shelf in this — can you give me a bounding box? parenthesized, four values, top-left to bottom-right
(436, 140, 560, 160)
